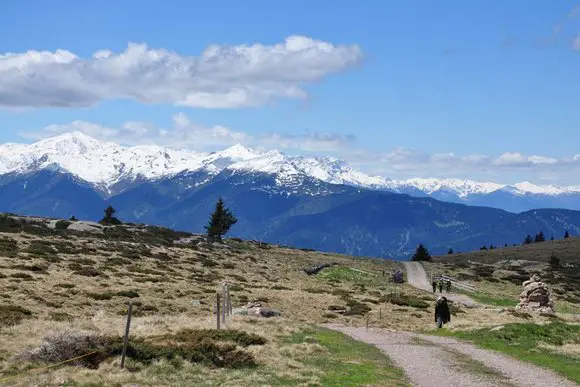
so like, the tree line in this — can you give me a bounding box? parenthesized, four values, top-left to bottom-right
(411, 229, 573, 262)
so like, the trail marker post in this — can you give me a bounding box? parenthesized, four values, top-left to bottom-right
(121, 301, 133, 369)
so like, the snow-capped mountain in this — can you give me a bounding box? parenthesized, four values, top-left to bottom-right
(0, 132, 394, 194)
(2, 132, 580, 212)
(2, 132, 580, 258)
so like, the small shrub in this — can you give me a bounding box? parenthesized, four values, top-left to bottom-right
(380, 294, 429, 309)
(229, 284, 244, 292)
(0, 305, 33, 327)
(222, 262, 235, 269)
(116, 290, 140, 298)
(55, 220, 71, 230)
(323, 313, 339, 319)
(271, 285, 292, 291)
(11, 264, 48, 273)
(165, 329, 267, 347)
(19, 330, 111, 369)
(0, 237, 18, 258)
(344, 299, 372, 316)
(200, 257, 218, 267)
(73, 267, 102, 277)
(87, 292, 114, 301)
(54, 283, 75, 289)
(10, 272, 34, 280)
(50, 312, 74, 322)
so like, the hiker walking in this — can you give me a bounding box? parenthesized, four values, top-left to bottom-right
(438, 280, 443, 293)
(432, 279, 437, 293)
(446, 280, 451, 293)
(435, 296, 451, 328)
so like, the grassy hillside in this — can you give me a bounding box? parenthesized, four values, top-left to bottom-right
(0, 213, 578, 386)
(427, 238, 580, 313)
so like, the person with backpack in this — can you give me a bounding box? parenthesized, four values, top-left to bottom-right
(435, 296, 451, 328)
(438, 280, 443, 293)
(432, 279, 437, 293)
(446, 280, 452, 293)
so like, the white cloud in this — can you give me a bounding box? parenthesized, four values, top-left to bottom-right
(19, 113, 353, 152)
(0, 36, 362, 109)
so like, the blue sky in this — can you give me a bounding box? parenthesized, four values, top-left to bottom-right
(1, 1, 580, 184)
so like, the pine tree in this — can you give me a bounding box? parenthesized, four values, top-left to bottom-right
(550, 235, 554, 241)
(447, 248, 454, 255)
(480, 245, 488, 251)
(564, 230, 570, 239)
(523, 235, 533, 245)
(411, 244, 432, 262)
(489, 245, 495, 250)
(534, 231, 545, 243)
(205, 198, 237, 242)
(69, 216, 78, 222)
(100, 205, 122, 225)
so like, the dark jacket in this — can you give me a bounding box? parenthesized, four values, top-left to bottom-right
(435, 299, 451, 323)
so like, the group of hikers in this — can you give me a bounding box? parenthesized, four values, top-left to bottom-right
(432, 278, 452, 328)
(432, 278, 452, 293)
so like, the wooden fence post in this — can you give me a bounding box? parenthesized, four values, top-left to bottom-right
(379, 308, 382, 321)
(216, 293, 221, 330)
(221, 285, 227, 324)
(121, 301, 133, 369)
(226, 284, 232, 316)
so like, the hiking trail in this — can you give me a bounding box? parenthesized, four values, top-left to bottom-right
(327, 325, 576, 387)
(403, 261, 478, 307)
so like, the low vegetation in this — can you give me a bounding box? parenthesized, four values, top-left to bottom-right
(435, 322, 580, 383)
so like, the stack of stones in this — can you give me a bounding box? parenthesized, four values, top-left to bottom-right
(515, 274, 555, 313)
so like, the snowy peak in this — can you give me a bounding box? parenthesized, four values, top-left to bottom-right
(397, 178, 505, 198)
(2, 132, 580, 199)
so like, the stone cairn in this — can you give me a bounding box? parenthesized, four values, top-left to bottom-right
(515, 274, 555, 313)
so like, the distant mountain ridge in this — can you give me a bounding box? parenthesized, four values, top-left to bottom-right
(1, 132, 580, 259)
(2, 132, 580, 213)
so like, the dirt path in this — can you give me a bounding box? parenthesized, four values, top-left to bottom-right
(403, 261, 478, 307)
(327, 325, 577, 387)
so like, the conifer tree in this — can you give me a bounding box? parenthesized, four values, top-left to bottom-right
(205, 198, 237, 242)
(100, 205, 122, 225)
(411, 244, 432, 262)
(564, 230, 570, 239)
(534, 231, 546, 243)
(523, 234, 533, 245)
(447, 248, 454, 255)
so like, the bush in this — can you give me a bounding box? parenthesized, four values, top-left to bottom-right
(0, 237, 18, 258)
(200, 257, 218, 267)
(50, 312, 74, 322)
(344, 299, 372, 316)
(165, 329, 267, 347)
(381, 294, 429, 309)
(72, 267, 102, 277)
(19, 330, 112, 369)
(0, 305, 33, 327)
(55, 220, 71, 230)
(116, 290, 140, 298)
(10, 272, 34, 280)
(87, 292, 114, 301)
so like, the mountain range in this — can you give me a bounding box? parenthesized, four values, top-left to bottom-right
(1, 131, 579, 258)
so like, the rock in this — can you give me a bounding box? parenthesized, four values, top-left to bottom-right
(304, 263, 334, 276)
(490, 325, 505, 331)
(68, 221, 104, 234)
(259, 308, 282, 318)
(516, 274, 555, 313)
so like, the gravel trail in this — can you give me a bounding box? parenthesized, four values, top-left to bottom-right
(327, 325, 577, 387)
(403, 261, 477, 307)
